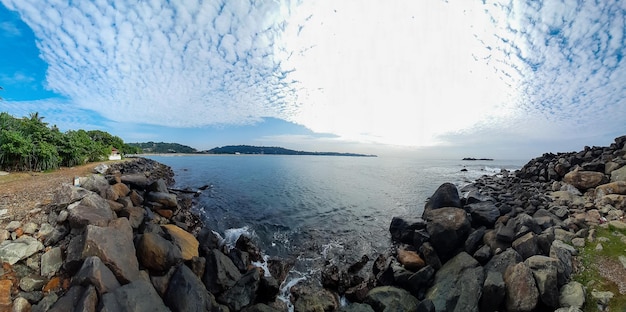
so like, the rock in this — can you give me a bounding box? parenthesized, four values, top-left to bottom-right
(100, 280, 170, 312)
(165, 264, 215, 312)
(72, 256, 121, 295)
(424, 207, 471, 261)
(610, 165, 626, 182)
(0, 280, 11, 311)
(0, 235, 44, 265)
(419, 242, 442, 270)
(550, 240, 575, 286)
(93, 163, 109, 174)
(203, 249, 242, 294)
(22, 222, 38, 234)
(5, 221, 21, 231)
(80, 174, 110, 196)
(525, 255, 559, 308)
(608, 220, 626, 231)
(258, 274, 280, 303)
(75, 285, 98, 312)
(480, 270, 505, 312)
(120, 173, 151, 189)
(52, 184, 91, 205)
(571, 237, 585, 247)
(19, 275, 47, 292)
(473, 244, 492, 264)
(67, 193, 116, 228)
(48, 284, 86, 311)
(512, 232, 538, 260)
(111, 182, 131, 198)
(236, 235, 263, 263)
(146, 191, 178, 208)
(591, 289, 613, 309)
(340, 303, 375, 312)
(41, 247, 63, 277)
(32, 293, 58, 312)
(218, 269, 260, 311)
(423, 183, 461, 212)
(294, 289, 338, 312)
(563, 169, 607, 191)
(397, 249, 426, 271)
(365, 286, 419, 312)
(425, 252, 484, 312)
(504, 262, 539, 312)
(554, 229, 576, 244)
(465, 202, 500, 227)
(243, 303, 282, 312)
(67, 218, 140, 283)
(12, 296, 31, 312)
(406, 265, 435, 295)
(389, 216, 427, 244)
(464, 227, 486, 255)
(559, 281, 586, 308)
(162, 224, 199, 261)
(136, 232, 182, 272)
(118, 206, 145, 229)
(484, 248, 522, 275)
(596, 181, 626, 196)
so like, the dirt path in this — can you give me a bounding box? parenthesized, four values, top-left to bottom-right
(0, 161, 123, 225)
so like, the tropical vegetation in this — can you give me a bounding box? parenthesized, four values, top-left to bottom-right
(127, 142, 198, 154)
(0, 112, 140, 171)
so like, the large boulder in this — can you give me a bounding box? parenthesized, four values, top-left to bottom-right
(610, 165, 626, 182)
(67, 193, 116, 228)
(52, 184, 91, 205)
(136, 232, 182, 272)
(423, 183, 461, 213)
(218, 269, 260, 311)
(146, 192, 178, 209)
(465, 202, 500, 227)
(203, 249, 242, 295)
(72, 256, 121, 295)
(165, 264, 215, 312)
(0, 235, 44, 265)
(559, 281, 586, 308)
(562, 169, 607, 191)
(504, 262, 539, 312)
(100, 280, 170, 312)
(596, 181, 626, 196)
(365, 286, 419, 312)
(480, 270, 505, 312)
(389, 216, 427, 245)
(525, 255, 559, 308)
(425, 252, 484, 312)
(424, 207, 471, 261)
(550, 240, 576, 286)
(484, 248, 522, 275)
(162, 224, 199, 261)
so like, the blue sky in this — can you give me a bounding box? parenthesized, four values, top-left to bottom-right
(0, 1, 625, 159)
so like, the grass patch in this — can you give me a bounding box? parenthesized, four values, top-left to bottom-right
(574, 225, 626, 311)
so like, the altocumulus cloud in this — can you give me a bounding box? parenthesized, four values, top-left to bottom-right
(2, 0, 300, 127)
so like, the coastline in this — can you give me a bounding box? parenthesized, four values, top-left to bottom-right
(0, 135, 625, 311)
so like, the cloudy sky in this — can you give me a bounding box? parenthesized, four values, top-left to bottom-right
(0, 0, 624, 159)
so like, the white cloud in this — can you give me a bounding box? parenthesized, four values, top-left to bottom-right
(1, 0, 625, 152)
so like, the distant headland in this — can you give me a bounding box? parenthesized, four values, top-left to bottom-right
(128, 142, 377, 157)
(462, 157, 494, 161)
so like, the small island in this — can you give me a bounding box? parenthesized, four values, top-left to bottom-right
(203, 145, 377, 157)
(462, 157, 494, 161)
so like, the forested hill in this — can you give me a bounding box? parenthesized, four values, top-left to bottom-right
(128, 142, 198, 154)
(204, 145, 377, 157)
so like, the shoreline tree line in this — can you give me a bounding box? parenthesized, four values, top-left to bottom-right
(0, 112, 140, 172)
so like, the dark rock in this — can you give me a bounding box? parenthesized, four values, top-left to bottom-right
(465, 202, 500, 227)
(480, 270, 505, 312)
(75, 285, 98, 312)
(203, 249, 242, 295)
(550, 240, 575, 286)
(425, 252, 484, 312)
(149, 266, 176, 297)
(52, 184, 90, 206)
(146, 192, 178, 209)
(512, 232, 538, 260)
(48, 285, 85, 312)
(419, 242, 441, 270)
(236, 235, 263, 263)
(348, 255, 370, 274)
(228, 248, 250, 273)
(424, 207, 471, 261)
(389, 216, 427, 244)
(120, 173, 151, 189)
(483, 229, 510, 254)
(100, 280, 170, 312)
(416, 299, 435, 312)
(504, 262, 539, 312)
(189, 256, 206, 278)
(484, 248, 522, 275)
(67, 193, 116, 228)
(118, 206, 145, 229)
(473, 245, 492, 264)
(495, 218, 516, 243)
(525, 255, 559, 308)
(293, 289, 338, 312)
(406, 265, 435, 296)
(345, 281, 372, 303)
(340, 303, 375, 312)
(165, 264, 214, 312)
(464, 227, 486, 255)
(365, 286, 419, 312)
(148, 179, 170, 193)
(258, 274, 280, 303)
(423, 183, 461, 212)
(218, 269, 260, 311)
(72, 256, 121, 295)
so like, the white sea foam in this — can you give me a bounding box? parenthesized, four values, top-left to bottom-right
(222, 226, 255, 249)
(252, 254, 272, 277)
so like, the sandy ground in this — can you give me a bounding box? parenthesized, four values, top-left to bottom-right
(0, 161, 121, 226)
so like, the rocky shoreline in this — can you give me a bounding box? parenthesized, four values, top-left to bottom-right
(0, 135, 625, 311)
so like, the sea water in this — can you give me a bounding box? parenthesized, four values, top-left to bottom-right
(147, 155, 525, 305)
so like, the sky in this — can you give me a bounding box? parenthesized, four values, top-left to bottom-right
(0, 0, 625, 160)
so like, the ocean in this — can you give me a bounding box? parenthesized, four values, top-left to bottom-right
(146, 154, 525, 304)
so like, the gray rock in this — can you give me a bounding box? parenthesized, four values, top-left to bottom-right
(554, 229, 576, 244)
(425, 252, 484, 312)
(36, 223, 54, 239)
(466, 202, 500, 227)
(48, 285, 86, 312)
(591, 289, 613, 308)
(100, 280, 170, 312)
(365, 286, 419, 312)
(559, 281, 585, 308)
(484, 248, 522, 275)
(165, 264, 214, 312)
(218, 269, 260, 311)
(52, 184, 91, 206)
(148, 179, 170, 193)
(75, 285, 98, 312)
(31, 293, 58, 312)
(340, 303, 375, 312)
(93, 163, 109, 174)
(41, 247, 63, 277)
(80, 174, 110, 196)
(0, 235, 44, 265)
(6, 221, 21, 232)
(424, 207, 471, 261)
(550, 240, 575, 286)
(389, 216, 427, 244)
(67, 193, 116, 228)
(473, 244, 492, 264)
(294, 290, 338, 312)
(525, 255, 559, 308)
(72, 256, 121, 295)
(480, 270, 505, 312)
(120, 173, 151, 189)
(146, 192, 178, 208)
(554, 307, 583, 312)
(56, 210, 69, 223)
(12, 296, 31, 312)
(504, 262, 539, 312)
(512, 232, 538, 260)
(610, 165, 626, 182)
(0, 229, 9, 242)
(203, 249, 242, 294)
(406, 265, 435, 295)
(22, 222, 38, 234)
(19, 275, 47, 292)
(464, 227, 486, 255)
(118, 206, 145, 229)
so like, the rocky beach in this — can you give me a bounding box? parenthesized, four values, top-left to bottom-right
(0, 136, 626, 311)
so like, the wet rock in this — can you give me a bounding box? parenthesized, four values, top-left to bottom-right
(165, 264, 214, 312)
(424, 207, 471, 261)
(236, 235, 263, 263)
(365, 286, 419, 312)
(293, 288, 338, 312)
(423, 182, 461, 212)
(425, 252, 484, 312)
(504, 262, 539, 312)
(0, 235, 44, 265)
(72, 256, 121, 295)
(258, 274, 280, 303)
(406, 265, 435, 296)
